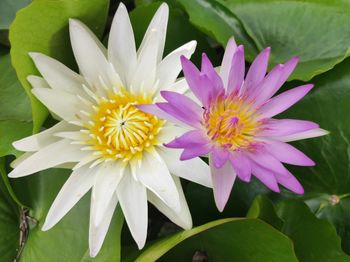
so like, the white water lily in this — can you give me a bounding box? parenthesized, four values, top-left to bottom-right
(9, 3, 211, 257)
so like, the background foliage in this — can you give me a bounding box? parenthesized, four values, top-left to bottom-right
(1, 0, 350, 261)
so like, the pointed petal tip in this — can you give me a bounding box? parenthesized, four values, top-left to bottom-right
(215, 198, 226, 212)
(188, 40, 197, 49)
(28, 52, 41, 60)
(68, 18, 80, 27)
(227, 37, 237, 46)
(159, 2, 169, 12)
(180, 54, 189, 63)
(89, 249, 98, 258)
(237, 45, 244, 51)
(41, 222, 51, 231)
(136, 238, 146, 250)
(116, 1, 127, 10)
(7, 170, 17, 178)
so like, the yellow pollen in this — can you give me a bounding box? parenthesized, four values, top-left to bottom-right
(204, 94, 261, 150)
(85, 89, 164, 161)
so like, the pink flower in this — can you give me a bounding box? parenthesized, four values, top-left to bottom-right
(138, 38, 328, 211)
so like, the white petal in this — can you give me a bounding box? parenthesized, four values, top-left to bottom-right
(274, 128, 329, 142)
(148, 176, 192, 229)
(158, 147, 212, 188)
(69, 19, 121, 90)
(91, 161, 125, 226)
(135, 150, 180, 212)
(27, 75, 50, 89)
(8, 139, 88, 178)
(42, 165, 97, 230)
(10, 152, 33, 168)
(156, 124, 187, 144)
(108, 3, 137, 86)
(168, 78, 189, 94)
(138, 3, 168, 62)
(32, 87, 81, 121)
(54, 131, 87, 141)
(156, 41, 197, 92)
(28, 52, 86, 95)
(89, 192, 118, 257)
(13, 121, 77, 152)
(131, 30, 159, 94)
(117, 168, 148, 249)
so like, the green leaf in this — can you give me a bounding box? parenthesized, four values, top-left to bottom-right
(0, 0, 31, 30)
(185, 178, 270, 227)
(177, 0, 258, 61)
(0, 160, 19, 261)
(0, 48, 32, 157)
(0, 120, 32, 157)
(81, 207, 124, 262)
(280, 57, 350, 252)
(217, 0, 350, 81)
(246, 196, 350, 261)
(247, 195, 283, 230)
(135, 218, 298, 261)
(0, 48, 31, 121)
(129, 2, 220, 66)
(277, 200, 350, 262)
(9, 0, 109, 132)
(10, 168, 123, 261)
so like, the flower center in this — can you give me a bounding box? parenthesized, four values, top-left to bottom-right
(204, 94, 260, 150)
(86, 90, 164, 162)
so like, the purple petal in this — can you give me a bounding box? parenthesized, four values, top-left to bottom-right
(180, 143, 213, 160)
(275, 128, 329, 142)
(230, 152, 252, 182)
(250, 162, 280, 193)
(243, 47, 270, 92)
(165, 130, 209, 149)
(275, 57, 299, 91)
(220, 38, 237, 89)
(264, 140, 315, 166)
(180, 56, 215, 107)
(250, 64, 284, 105)
(211, 147, 229, 168)
(201, 53, 224, 90)
(161, 90, 203, 116)
(156, 102, 202, 129)
(210, 159, 236, 212)
(258, 119, 319, 137)
(257, 84, 314, 119)
(137, 104, 186, 127)
(227, 45, 245, 94)
(275, 174, 304, 194)
(247, 149, 291, 177)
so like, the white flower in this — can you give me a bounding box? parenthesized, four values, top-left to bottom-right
(9, 3, 211, 257)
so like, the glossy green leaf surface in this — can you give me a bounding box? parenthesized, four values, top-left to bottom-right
(177, 0, 258, 61)
(277, 200, 350, 262)
(0, 48, 32, 157)
(136, 218, 298, 261)
(218, 0, 350, 81)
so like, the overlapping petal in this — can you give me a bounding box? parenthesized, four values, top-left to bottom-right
(152, 38, 327, 213)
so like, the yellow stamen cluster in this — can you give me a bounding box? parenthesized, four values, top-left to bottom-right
(85, 90, 164, 162)
(204, 94, 260, 150)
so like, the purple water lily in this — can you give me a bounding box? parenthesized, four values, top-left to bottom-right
(139, 38, 328, 211)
